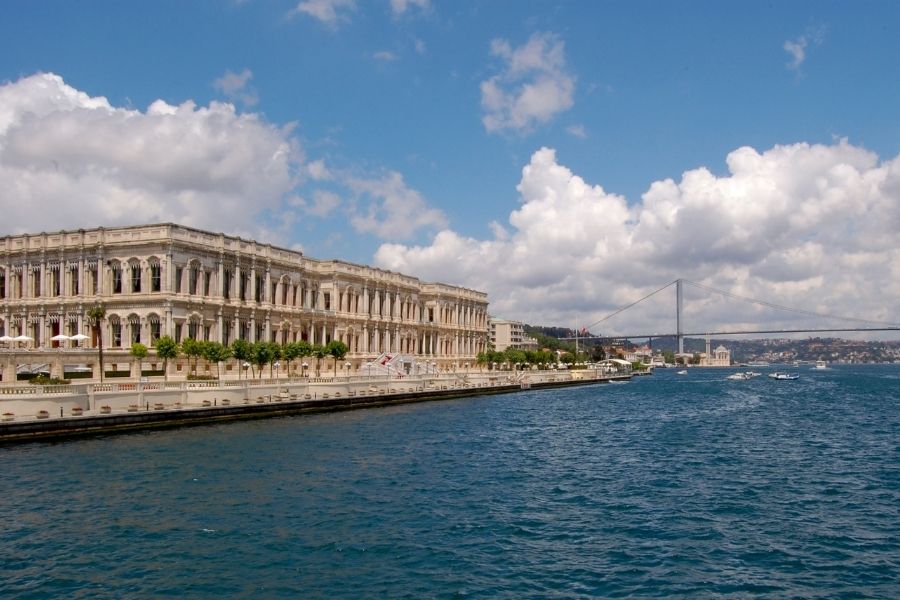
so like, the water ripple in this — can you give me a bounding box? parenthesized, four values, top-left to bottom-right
(1, 365, 898, 598)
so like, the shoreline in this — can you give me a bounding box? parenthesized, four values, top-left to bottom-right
(0, 371, 632, 444)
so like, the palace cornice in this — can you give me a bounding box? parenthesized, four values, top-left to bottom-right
(0, 223, 488, 302)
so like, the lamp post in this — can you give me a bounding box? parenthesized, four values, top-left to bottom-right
(242, 362, 250, 379)
(344, 361, 351, 378)
(301, 362, 308, 378)
(273, 361, 280, 379)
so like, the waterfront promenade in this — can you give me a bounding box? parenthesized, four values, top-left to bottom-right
(0, 368, 631, 443)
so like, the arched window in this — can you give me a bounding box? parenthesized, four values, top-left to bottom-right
(188, 262, 201, 295)
(187, 314, 201, 340)
(148, 314, 161, 343)
(148, 257, 162, 292)
(129, 260, 141, 293)
(109, 261, 123, 294)
(128, 314, 141, 344)
(108, 315, 122, 347)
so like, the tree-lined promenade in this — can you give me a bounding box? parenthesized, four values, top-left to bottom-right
(476, 348, 562, 370)
(134, 336, 351, 382)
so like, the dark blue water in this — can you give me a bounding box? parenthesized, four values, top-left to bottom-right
(2, 365, 898, 598)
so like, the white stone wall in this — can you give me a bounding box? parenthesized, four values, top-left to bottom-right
(0, 224, 489, 368)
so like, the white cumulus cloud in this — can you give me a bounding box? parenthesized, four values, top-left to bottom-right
(480, 32, 576, 133)
(213, 68, 258, 107)
(0, 72, 301, 240)
(347, 170, 447, 240)
(784, 25, 826, 71)
(375, 143, 900, 336)
(391, 0, 430, 17)
(291, 0, 355, 27)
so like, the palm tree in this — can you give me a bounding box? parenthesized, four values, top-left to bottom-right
(87, 305, 106, 381)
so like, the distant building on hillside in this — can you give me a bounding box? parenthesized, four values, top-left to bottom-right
(489, 318, 537, 352)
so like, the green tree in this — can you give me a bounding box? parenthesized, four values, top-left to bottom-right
(476, 351, 489, 372)
(282, 341, 311, 378)
(662, 350, 676, 365)
(326, 340, 350, 377)
(155, 335, 179, 382)
(201, 341, 233, 380)
(87, 305, 106, 381)
(130, 342, 148, 378)
(231, 339, 253, 378)
(267, 342, 283, 378)
(503, 347, 526, 370)
(250, 342, 278, 379)
(181, 338, 203, 375)
(311, 344, 327, 377)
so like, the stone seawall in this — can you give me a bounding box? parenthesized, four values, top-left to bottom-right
(0, 374, 630, 444)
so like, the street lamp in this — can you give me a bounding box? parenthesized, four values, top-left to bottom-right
(301, 362, 308, 378)
(273, 361, 280, 379)
(344, 361, 351, 378)
(242, 362, 250, 379)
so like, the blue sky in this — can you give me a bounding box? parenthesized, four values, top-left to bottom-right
(2, 1, 900, 335)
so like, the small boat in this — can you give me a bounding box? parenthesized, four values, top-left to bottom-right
(676, 370, 688, 375)
(727, 370, 761, 380)
(768, 372, 799, 380)
(814, 360, 828, 370)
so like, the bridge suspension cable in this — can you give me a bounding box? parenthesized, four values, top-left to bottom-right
(582, 280, 678, 332)
(682, 280, 900, 328)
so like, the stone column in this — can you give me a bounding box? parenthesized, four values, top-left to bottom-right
(217, 259, 225, 298)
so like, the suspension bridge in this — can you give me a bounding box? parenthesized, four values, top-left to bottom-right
(569, 279, 900, 353)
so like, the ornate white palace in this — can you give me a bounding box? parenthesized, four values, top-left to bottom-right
(0, 224, 489, 381)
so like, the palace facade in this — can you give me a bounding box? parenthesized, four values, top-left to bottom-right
(0, 224, 489, 373)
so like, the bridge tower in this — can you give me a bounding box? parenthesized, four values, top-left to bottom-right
(676, 279, 684, 354)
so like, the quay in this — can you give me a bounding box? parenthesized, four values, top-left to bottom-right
(0, 369, 632, 444)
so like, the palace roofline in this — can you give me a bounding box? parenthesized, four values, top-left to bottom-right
(1, 222, 487, 299)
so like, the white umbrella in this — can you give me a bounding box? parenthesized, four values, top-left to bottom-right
(51, 334, 71, 342)
(0, 335, 12, 342)
(13, 335, 33, 342)
(70, 333, 90, 342)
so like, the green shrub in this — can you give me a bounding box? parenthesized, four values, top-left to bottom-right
(28, 375, 71, 385)
(186, 374, 216, 381)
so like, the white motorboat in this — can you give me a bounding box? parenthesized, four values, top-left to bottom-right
(727, 371, 761, 381)
(814, 360, 828, 370)
(768, 372, 799, 380)
(677, 370, 688, 375)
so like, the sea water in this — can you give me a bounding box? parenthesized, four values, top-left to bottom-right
(1, 365, 898, 598)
